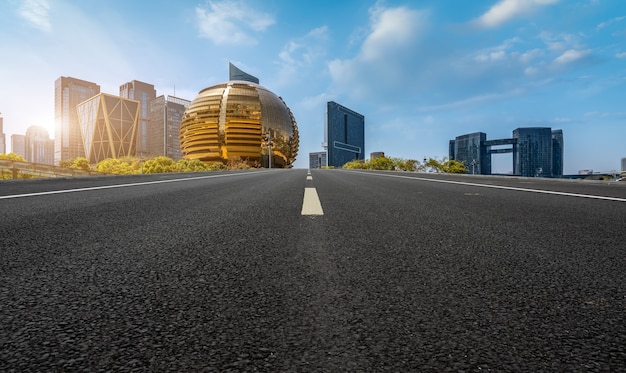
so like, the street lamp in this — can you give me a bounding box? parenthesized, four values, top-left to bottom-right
(263, 130, 273, 169)
(470, 159, 476, 175)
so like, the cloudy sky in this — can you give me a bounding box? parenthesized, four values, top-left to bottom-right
(1, 0, 624, 172)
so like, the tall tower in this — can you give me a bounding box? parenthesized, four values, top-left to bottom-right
(324, 101, 365, 167)
(0, 115, 5, 154)
(513, 127, 553, 177)
(120, 80, 156, 157)
(149, 95, 190, 160)
(54, 77, 100, 164)
(25, 126, 54, 164)
(551, 129, 564, 177)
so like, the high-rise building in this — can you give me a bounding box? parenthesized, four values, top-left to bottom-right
(120, 80, 157, 157)
(25, 126, 54, 164)
(449, 132, 491, 175)
(621, 157, 626, 172)
(11, 135, 25, 158)
(551, 129, 564, 177)
(324, 101, 364, 168)
(309, 151, 327, 169)
(513, 127, 553, 177)
(0, 115, 6, 154)
(148, 95, 190, 160)
(450, 127, 563, 177)
(76, 93, 140, 164)
(55, 77, 100, 164)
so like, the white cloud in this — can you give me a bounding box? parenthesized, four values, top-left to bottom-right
(596, 16, 625, 30)
(616, 52, 626, 59)
(18, 0, 51, 32)
(475, 0, 559, 28)
(554, 49, 590, 64)
(195, 0, 275, 45)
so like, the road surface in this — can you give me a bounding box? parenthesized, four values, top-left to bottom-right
(1, 169, 625, 371)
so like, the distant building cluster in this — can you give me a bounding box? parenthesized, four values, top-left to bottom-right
(449, 127, 564, 177)
(309, 101, 365, 169)
(53, 76, 189, 165)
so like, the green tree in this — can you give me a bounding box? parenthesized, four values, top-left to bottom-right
(96, 158, 135, 174)
(175, 159, 210, 172)
(370, 156, 395, 170)
(60, 157, 91, 171)
(343, 159, 367, 169)
(0, 152, 27, 162)
(143, 156, 176, 173)
(441, 159, 467, 174)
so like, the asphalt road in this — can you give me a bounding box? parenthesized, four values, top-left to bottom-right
(1, 169, 625, 371)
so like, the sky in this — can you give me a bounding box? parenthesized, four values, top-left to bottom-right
(0, 0, 624, 173)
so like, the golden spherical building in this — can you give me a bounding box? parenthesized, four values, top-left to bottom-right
(179, 64, 299, 168)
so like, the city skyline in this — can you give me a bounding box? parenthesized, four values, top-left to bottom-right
(1, 0, 625, 173)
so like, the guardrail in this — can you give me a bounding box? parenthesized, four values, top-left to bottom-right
(0, 160, 104, 180)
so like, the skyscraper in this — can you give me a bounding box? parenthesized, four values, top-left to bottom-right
(76, 93, 140, 164)
(309, 151, 327, 169)
(0, 115, 5, 154)
(324, 101, 365, 167)
(450, 132, 491, 175)
(149, 95, 190, 160)
(11, 135, 25, 158)
(551, 129, 564, 177)
(621, 157, 626, 172)
(25, 126, 54, 164)
(513, 127, 553, 177)
(120, 80, 157, 157)
(55, 77, 100, 164)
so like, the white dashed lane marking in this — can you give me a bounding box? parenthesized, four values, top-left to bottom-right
(302, 171, 324, 215)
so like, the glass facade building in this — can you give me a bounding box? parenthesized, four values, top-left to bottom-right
(325, 101, 365, 167)
(309, 151, 327, 169)
(179, 64, 299, 168)
(450, 132, 491, 175)
(551, 129, 564, 177)
(120, 80, 157, 157)
(149, 95, 190, 160)
(76, 93, 140, 164)
(55, 76, 100, 164)
(25, 126, 54, 165)
(0, 116, 5, 154)
(513, 127, 553, 177)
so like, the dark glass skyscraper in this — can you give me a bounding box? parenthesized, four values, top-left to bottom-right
(324, 101, 364, 167)
(513, 127, 553, 177)
(450, 132, 491, 175)
(551, 129, 564, 177)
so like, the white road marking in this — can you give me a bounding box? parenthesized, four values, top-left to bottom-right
(307, 176, 313, 180)
(351, 171, 626, 203)
(0, 171, 266, 200)
(301, 187, 324, 215)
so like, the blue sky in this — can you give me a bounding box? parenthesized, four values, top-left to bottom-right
(0, 0, 624, 173)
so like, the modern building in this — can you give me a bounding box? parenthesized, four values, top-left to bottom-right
(76, 93, 140, 164)
(55, 77, 101, 164)
(179, 63, 299, 167)
(120, 80, 157, 157)
(149, 95, 190, 160)
(621, 158, 626, 172)
(25, 126, 54, 164)
(449, 132, 491, 175)
(449, 127, 563, 177)
(324, 101, 365, 167)
(513, 127, 554, 177)
(0, 115, 5, 154)
(11, 134, 25, 158)
(309, 151, 327, 169)
(370, 152, 385, 160)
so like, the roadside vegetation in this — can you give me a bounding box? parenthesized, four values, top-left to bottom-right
(342, 156, 467, 174)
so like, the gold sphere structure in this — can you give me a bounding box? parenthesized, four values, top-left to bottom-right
(179, 67, 299, 168)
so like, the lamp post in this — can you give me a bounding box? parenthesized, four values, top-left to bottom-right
(264, 130, 273, 169)
(471, 159, 476, 175)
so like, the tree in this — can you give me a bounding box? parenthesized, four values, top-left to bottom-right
(175, 159, 210, 172)
(96, 158, 135, 174)
(441, 159, 467, 174)
(342, 159, 367, 169)
(60, 157, 91, 171)
(142, 156, 176, 173)
(370, 156, 395, 170)
(0, 153, 26, 162)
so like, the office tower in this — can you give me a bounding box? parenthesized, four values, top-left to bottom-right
(76, 93, 140, 164)
(450, 132, 491, 175)
(229, 62, 259, 84)
(621, 157, 626, 172)
(513, 127, 553, 177)
(551, 129, 564, 177)
(149, 95, 190, 160)
(11, 135, 25, 158)
(0, 116, 5, 154)
(309, 151, 327, 169)
(25, 126, 54, 164)
(120, 80, 157, 157)
(324, 101, 365, 168)
(55, 77, 100, 164)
